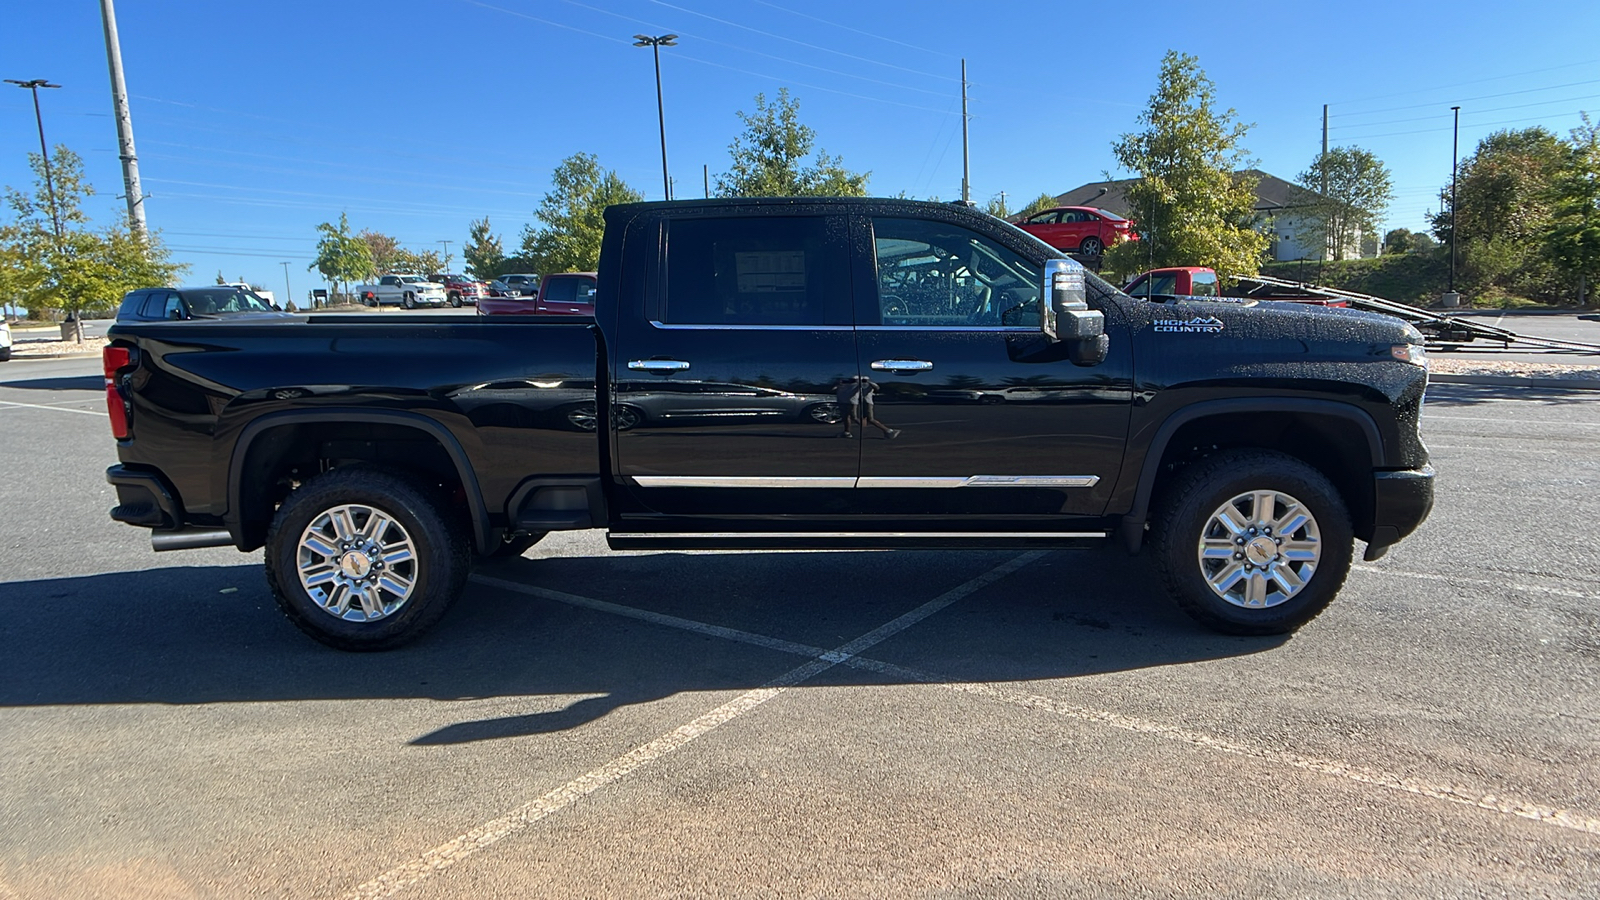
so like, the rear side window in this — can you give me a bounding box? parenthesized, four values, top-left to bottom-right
(544, 277, 578, 304)
(662, 216, 848, 326)
(118, 290, 150, 319)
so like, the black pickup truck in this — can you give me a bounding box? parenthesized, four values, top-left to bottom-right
(103, 198, 1433, 650)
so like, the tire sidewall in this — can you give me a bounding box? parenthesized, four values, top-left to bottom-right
(265, 468, 467, 650)
(1154, 451, 1353, 635)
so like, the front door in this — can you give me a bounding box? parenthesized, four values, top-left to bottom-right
(611, 213, 859, 521)
(852, 215, 1132, 524)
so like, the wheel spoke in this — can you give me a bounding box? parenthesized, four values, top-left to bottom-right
(1250, 491, 1277, 526)
(1209, 561, 1246, 593)
(1200, 538, 1236, 560)
(301, 563, 339, 587)
(378, 572, 414, 597)
(1270, 563, 1305, 594)
(1281, 540, 1319, 562)
(362, 511, 395, 542)
(1244, 571, 1269, 607)
(303, 535, 339, 559)
(1274, 506, 1310, 538)
(355, 587, 386, 619)
(1215, 504, 1250, 536)
(324, 583, 353, 616)
(330, 508, 358, 542)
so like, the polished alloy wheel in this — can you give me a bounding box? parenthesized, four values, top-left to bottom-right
(1196, 489, 1321, 609)
(296, 504, 418, 621)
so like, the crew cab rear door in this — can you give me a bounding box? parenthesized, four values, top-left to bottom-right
(851, 214, 1132, 519)
(609, 211, 859, 519)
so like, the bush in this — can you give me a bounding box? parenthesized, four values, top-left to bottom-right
(1261, 251, 1449, 307)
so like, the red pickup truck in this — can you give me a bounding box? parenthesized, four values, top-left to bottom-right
(477, 272, 597, 316)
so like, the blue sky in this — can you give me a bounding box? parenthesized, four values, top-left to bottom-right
(4, 0, 1599, 298)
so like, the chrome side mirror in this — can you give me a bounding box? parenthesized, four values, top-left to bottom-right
(1040, 258, 1103, 342)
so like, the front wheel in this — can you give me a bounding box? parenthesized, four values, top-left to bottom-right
(1079, 236, 1104, 256)
(403, 292, 416, 309)
(1150, 449, 1352, 635)
(449, 292, 463, 308)
(264, 467, 470, 651)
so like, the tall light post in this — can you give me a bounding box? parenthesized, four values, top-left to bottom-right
(5, 79, 63, 241)
(633, 34, 677, 200)
(438, 239, 453, 272)
(1449, 105, 1461, 295)
(280, 262, 292, 310)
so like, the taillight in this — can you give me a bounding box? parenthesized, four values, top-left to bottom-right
(103, 345, 134, 439)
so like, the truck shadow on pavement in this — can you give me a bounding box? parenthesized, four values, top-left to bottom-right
(0, 548, 1286, 745)
(0, 374, 103, 392)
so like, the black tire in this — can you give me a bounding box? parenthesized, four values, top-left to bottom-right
(1079, 236, 1104, 256)
(448, 292, 463, 308)
(486, 531, 547, 558)
(403, 292, 416, 310)
(1149, 449, 1352, 635)
(264, 467, 470, 651)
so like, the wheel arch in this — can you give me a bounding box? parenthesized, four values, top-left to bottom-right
(226, 409, 494, 555)
(1119, 399, 1382, 553)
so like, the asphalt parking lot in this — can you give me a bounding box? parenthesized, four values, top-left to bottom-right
(2, 355, 1598, 898)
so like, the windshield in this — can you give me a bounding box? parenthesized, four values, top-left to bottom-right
(400, 276, 427, 283)
(182, 287, 276, 315)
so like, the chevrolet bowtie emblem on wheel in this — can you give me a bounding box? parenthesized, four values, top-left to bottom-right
(1153, 315, 1224, 334)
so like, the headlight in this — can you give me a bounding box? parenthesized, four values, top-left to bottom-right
(1389, 343, 1428, 367)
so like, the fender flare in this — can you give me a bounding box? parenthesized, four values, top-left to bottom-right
(225, 409, 494, 555)
(1118, 398, 1383, 552)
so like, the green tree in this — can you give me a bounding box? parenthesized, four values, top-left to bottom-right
(984, 194, 1010, 219)
(1101, 51, 1267, 280)
(309, 213, 373, 304)
(2, 145, 184, 338)
(1297, 146, 1393, 261)
(358, 230, 400, 274)
(1016, 191, 1059, 220)
(715, 89, 870, 197)
(389, 248, 442, 275)
(1430, 127, 1569, 301)
(463, 217, 505, 280)
(519, 153, 643, 273)
(1543, 115, 1600, 306)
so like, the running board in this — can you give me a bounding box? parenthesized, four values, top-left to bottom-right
(606, 531, 1108, 551)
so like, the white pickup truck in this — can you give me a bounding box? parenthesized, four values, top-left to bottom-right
(354, 274, 449, 309)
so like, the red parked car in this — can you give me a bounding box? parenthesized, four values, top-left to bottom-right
(427, 273, 488, 308)
(1015, 206, 1136, 256)
(477, 272, 597, 316)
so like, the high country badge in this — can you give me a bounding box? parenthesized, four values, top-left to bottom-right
(1153, 315, 1224, 334)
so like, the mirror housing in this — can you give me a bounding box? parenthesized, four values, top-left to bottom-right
(1040, 258, 1104, 343)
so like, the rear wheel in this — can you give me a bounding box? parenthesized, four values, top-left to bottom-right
(449, 292, 463, 308)
(1079, 236, 1104, 256)
(1150, 449, 1352, 635)
(403, 292, 416, 309)
(265, 467, 470, 651)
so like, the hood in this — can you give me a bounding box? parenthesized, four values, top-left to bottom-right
(1165, 296, 1422, 345)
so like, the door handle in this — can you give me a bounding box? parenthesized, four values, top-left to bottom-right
(870, 359, 933, 372)
(628, 359, 691, 373)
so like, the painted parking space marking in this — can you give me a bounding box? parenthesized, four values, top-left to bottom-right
(341, 553, 1045, 899)
(473, 563, 1600, 842)
(0, 400, 107, 416)
(1352, 564, 1600, 601)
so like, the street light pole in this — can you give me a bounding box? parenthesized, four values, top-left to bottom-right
(280, 262, 292, 310)
(438, 239, 453, 272)
(1449, 105, 1461, 294)
(6, 79, 63, 241)
(633, 34, 678, 201)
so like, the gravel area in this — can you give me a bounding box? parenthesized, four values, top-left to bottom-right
(10, 335, 108, 358)
(1428, 357, 1600, 380)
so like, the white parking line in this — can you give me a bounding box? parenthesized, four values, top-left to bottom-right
(474, 566, 1600, 841)
(342, 553, 1045, 899)
(1353, 564, 1600, 601)
(0, 399, 107, 417)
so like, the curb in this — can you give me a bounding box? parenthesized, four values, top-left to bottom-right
(1429, 373, 1600, 391)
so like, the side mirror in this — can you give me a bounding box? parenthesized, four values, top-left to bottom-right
(1039, 258, 1104, 343)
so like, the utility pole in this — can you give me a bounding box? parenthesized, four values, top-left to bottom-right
(6, 79, 63, 241)
(1320, 104, 1329, 263)
(703, 164, 709, 199)
(1448, 105, 1461, 297)
(438, 239, 452, 272)
(960, 59, 971, 205)
(634, 34, 678, 201)
(99, 0, 146, 238)
(280, 262, 292, 310)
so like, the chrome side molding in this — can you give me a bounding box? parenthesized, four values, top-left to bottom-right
(631, 475, 1100, 489)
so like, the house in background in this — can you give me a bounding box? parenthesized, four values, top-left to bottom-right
(1036, 171, 1362, 261)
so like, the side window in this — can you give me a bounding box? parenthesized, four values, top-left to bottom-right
(544, 276, 578, 304)
(1191, 271, 1218, 297)
(1148, 273, 1178, 296)
(662, 216, 846, 326)
(1026, 211, 1058, 225)
(870, 217, 1042, 328)
(577, 278, 597, 302)
(159, 292, 185, 319)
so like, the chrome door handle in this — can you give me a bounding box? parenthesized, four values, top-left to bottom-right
(870, 359, 933, 372)
(628, 359, 691, 372)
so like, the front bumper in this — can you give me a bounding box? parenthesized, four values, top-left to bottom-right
(1363, 465, 1435, 561)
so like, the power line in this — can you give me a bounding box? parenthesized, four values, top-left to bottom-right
(1329, 58, 1600, 107)
(750, 0, 958, 60)
(1329, 78, 1600, 120)
(1329, 92, 1600, 133)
